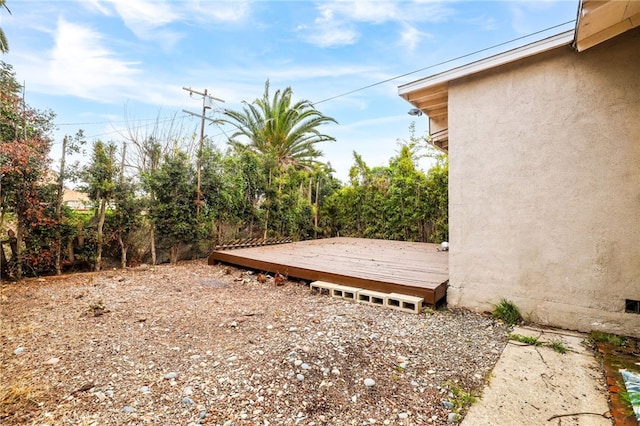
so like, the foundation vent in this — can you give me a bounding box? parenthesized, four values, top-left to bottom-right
(625, 299, 640, 314)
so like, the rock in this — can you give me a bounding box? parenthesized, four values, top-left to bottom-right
(227, 355, 238, 362)
(294, 359, 303, 367)
(164, 372, 177, 380)
(427, 369, 436, 374)
(182, 396, 195, 405)
(289, 327, 297, 332)
(331, 368, 340, 375)
(301, 363, 310, 370)
(230, 321, 238, 328)
(13, 347, 24, 355)
(442, 400, 454, 409)
(44, 357, 60, 365)
(364, 378, 376, 387)
(121, 406, 136, 413)
(183, 386, 193, 395)
(447, 413, 459, 423)
(296, 374, 304, 381)
(266, 325, 274, 330)
(398, 412, 408, 420)
(199, 410, 207, 419)
(140, 386, 150, 394)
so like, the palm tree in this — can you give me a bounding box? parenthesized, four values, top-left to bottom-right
(0, 1, 11, 53)
(223, 80, 337, 238)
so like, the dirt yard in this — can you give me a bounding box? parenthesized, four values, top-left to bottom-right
(1, 260, 508, 425)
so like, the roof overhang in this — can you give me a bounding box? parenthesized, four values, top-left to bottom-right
(398, 31, 574, 153)
(575, 0, 640, 52)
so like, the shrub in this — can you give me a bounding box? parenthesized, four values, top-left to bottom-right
(492, 298, 521, 325)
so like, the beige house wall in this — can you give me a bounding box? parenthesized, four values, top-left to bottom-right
(447, 29, 640, 337)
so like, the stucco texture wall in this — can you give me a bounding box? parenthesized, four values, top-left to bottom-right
(447, 29, 640, 337)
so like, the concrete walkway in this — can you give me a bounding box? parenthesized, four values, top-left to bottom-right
(462, 326, 612, 426)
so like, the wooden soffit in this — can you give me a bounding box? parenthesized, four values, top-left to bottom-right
(575, 0, 640, 51)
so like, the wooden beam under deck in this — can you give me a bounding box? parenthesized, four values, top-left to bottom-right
(208, 237, 449, 306)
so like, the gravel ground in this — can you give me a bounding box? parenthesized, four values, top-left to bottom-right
(1, 260, 508, 425)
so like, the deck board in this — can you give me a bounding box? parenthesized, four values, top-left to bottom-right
(208, 237, 448, 306)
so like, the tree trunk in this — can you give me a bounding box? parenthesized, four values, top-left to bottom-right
(95, 198, 107, 272)
(150, 225, 157, 265)
(15, 220, 23, 279)
(314, 178, 320, 239)
(169, 245, 178, 264)
(67, 239, 75, 263)
(55, 136, 67, 275)
(117, 143, 127, 269)
(118, 234, 127, 269)
(263, 169, 273, 240)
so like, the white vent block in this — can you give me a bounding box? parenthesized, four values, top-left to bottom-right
(330, 285, 361, 301)
(310, 281, 338, 296)
(357, 290, 389, 307)
(387, 293, 424, 314)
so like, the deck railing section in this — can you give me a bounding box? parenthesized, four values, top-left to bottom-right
(214, 237, 293, 251)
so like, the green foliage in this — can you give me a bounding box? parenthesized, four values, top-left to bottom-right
(81, 141, 117, 204)
(223, 80, 337, 170)
(145, 151, 198, 262)
(618, 388, 640, 416)
(223, 80, 337, 238)
(509, 333, 540, 346)
(0, 60, 57, 278)
(492, 299, 522, 325)
(589, 331, 627, 347)
(444, 382, 477, 414)
(0, 1, 10, 53)
(323, 125, 448, 242)
(549, 340, 567, 354)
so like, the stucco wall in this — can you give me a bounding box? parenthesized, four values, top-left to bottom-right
(447, 29, 640, 337)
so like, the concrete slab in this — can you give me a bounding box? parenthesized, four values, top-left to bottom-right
(462, 326, 612, 426)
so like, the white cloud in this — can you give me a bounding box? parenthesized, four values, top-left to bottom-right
(297, 24, 359, 47)
(184, 0, 251, 23)
(47, 18, 141, 101)
(300, 0, 453, 48)
(399, 24, 432, 52)
(319, 0, 453, 24)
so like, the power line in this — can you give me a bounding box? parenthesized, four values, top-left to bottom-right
(55, 116, 179, 127)
(312, 19, 576, 106)
(83, 114, 192, 140)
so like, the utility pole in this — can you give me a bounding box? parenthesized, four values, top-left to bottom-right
(182, 87, 224, 217)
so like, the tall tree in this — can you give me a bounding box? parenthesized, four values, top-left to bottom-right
(83, 140, 117, 271)
(0, 61, 55, 278)
(55, 130, 85, 275)
(112, 143, 142, 268)
(123, 112, 194, 264)
(223, 80, 336, 238)
(145, 151, 198, 264)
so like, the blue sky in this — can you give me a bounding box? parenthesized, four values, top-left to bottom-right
(2, 0, 578, 181)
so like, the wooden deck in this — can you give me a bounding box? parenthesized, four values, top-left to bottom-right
(207, 237, 448, 306)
